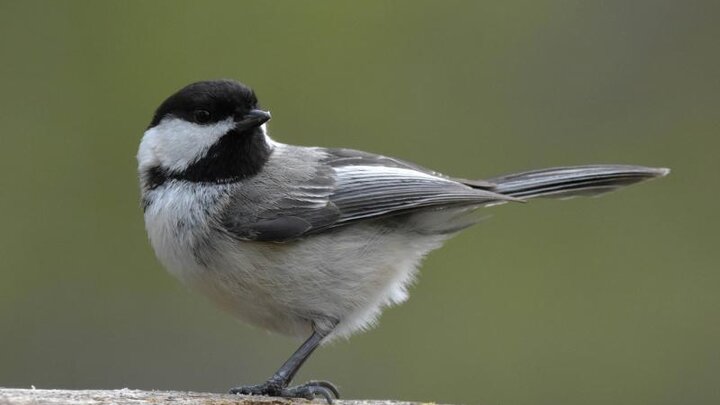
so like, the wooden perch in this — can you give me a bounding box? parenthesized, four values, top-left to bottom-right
(0, 388, 438, 405)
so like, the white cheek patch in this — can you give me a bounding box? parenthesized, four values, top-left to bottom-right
(137, 117, 235, 172)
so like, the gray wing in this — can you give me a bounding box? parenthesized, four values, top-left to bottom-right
(327, 165, 512, 224)
(223, 147, 514, 242)
(322, 148, 497, 189)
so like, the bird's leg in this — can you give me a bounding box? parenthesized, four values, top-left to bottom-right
(229, 321, 339, 403)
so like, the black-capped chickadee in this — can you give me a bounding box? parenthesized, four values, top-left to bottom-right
(138, 80, 668, 402)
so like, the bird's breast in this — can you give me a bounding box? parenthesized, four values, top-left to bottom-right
(142, 182, 230, 284)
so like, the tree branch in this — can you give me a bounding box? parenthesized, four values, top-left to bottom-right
(0, 388, 438, 405)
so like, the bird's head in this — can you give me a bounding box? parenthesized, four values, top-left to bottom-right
(138, 79, 272, 190)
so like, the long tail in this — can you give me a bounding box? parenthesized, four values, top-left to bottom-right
(488, 165, 669, 200)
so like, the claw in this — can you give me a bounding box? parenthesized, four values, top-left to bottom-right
(229, 379, 340, 403)
(283, 381, 339, 404)
(307, 386, 334, 404)
(305, 380, 340, 399)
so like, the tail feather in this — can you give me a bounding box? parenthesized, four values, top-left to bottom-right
(488, 165, 669, 200)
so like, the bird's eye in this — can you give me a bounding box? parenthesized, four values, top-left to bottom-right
(193, 109, 211, 124)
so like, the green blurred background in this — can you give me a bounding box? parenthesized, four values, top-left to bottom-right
(1, 1, 718, 404)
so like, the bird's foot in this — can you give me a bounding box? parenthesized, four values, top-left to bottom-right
(230, 379, 339, 403)
(283, 380, 340, 403)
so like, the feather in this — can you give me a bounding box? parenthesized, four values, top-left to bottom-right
(489, 165, 669, 199)
(222, 146, 516, 242)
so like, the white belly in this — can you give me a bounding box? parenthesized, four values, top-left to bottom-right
(144, 183, 456, 340)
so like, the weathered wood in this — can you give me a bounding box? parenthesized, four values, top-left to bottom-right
(0, 388, 437, 405)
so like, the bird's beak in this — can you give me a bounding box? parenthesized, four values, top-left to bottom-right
(236, 109, 271, 131)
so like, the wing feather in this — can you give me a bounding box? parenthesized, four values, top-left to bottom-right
(223, 147, 514, 242)
(329, 165, 511, 223)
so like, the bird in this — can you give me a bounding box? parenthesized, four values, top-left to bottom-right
(137, 79, 668, 402)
